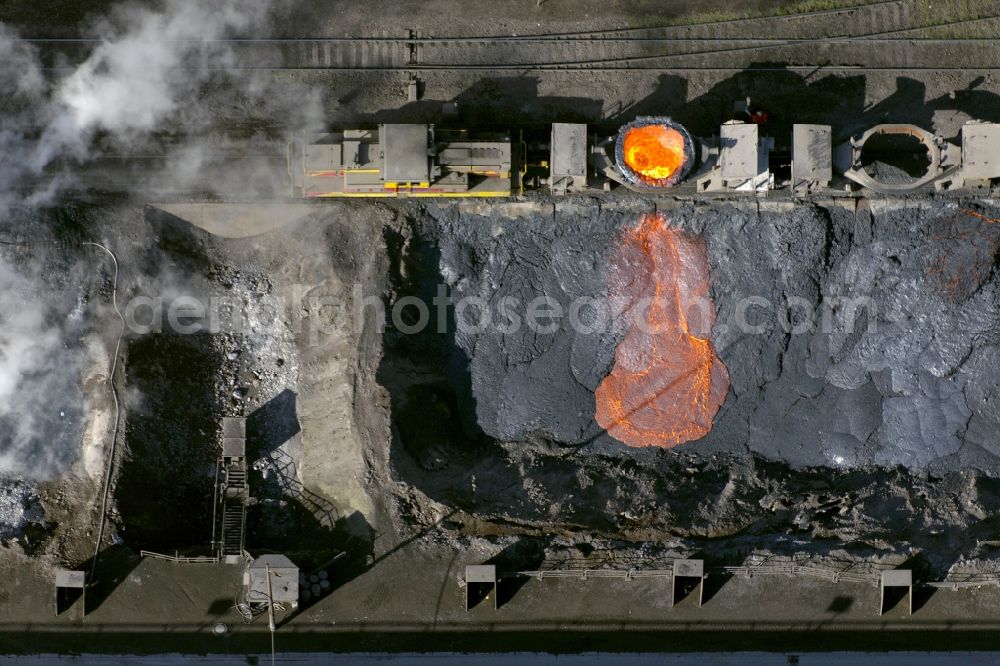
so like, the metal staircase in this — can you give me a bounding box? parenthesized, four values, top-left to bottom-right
(212, 417, 249, 561)
(219, 464, 248, 557)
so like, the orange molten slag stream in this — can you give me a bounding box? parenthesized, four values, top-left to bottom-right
(623, 125, 686, 183)
(595, 213, 730, 448)
(963, 208, 1000, 224)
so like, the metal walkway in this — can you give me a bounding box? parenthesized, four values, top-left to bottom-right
(213, 417, 249, 560)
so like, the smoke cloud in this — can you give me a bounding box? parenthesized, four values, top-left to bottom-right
(1, 0, 275, 213)
(0, 251, 90, 479)
(0, 0, 280, 481)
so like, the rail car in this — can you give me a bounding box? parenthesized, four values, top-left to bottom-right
(287, 115, 1000, 199)
(288, 124, 514, 198)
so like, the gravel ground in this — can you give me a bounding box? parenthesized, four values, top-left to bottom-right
(0, 0, 890, 39)
(0, 483, 45, 545)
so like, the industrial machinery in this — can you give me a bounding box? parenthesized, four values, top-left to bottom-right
(791, 124, 833, 195)
(548, 123, 589, 195)
(234, 553, 300, 634)
(288, 117, 1000, 199)
(833, 124, 959, 194)
(695, 121, 775, 193)
(288, 123, 514, 198)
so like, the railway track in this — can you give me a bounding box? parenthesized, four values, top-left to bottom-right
(26, 0, 1000, 72)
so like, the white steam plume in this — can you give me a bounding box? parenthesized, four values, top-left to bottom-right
(1, 0, 273, 212)
(0, 0, 275, 482)
(0, 253, 88, 479)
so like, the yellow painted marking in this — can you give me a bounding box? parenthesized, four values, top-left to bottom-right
(309, 192, 396, 198)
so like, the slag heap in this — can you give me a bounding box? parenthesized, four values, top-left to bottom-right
(595, 213, 729, 448)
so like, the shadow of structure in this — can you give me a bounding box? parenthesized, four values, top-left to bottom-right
(827, 595, 854, 614)
(286, 509, 459, 619)
(368, 76, 605, 130)
(282, 510, 377, 620)
(246, 390, 341, 548)
(116, 331, 224, 553)
(900, 553, 936, 613)
(880, 583, 911, 615)
(378, 221, 494, 514)
(464, 560, 494, 611)
(610, 68, 997, 177)
(82, 319, 220, 612)
(244, 390, 377, 606)
(75, 545, 143, 615)
(247, 388, 340, 530)
(701, 569, 733, 606)
(248, 388, 301, 458)
(254, 446, 340, 528)
(345, 69, 1000, 205)
(487, 538, 548, 608)
(143, 205, 219, 273)
(206, 597, 232, 616)
(343, 64, 1000, 168)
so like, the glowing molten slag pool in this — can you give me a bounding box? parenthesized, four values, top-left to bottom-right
(595, 213, 730, 448)
(622, 124, 688, 184)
